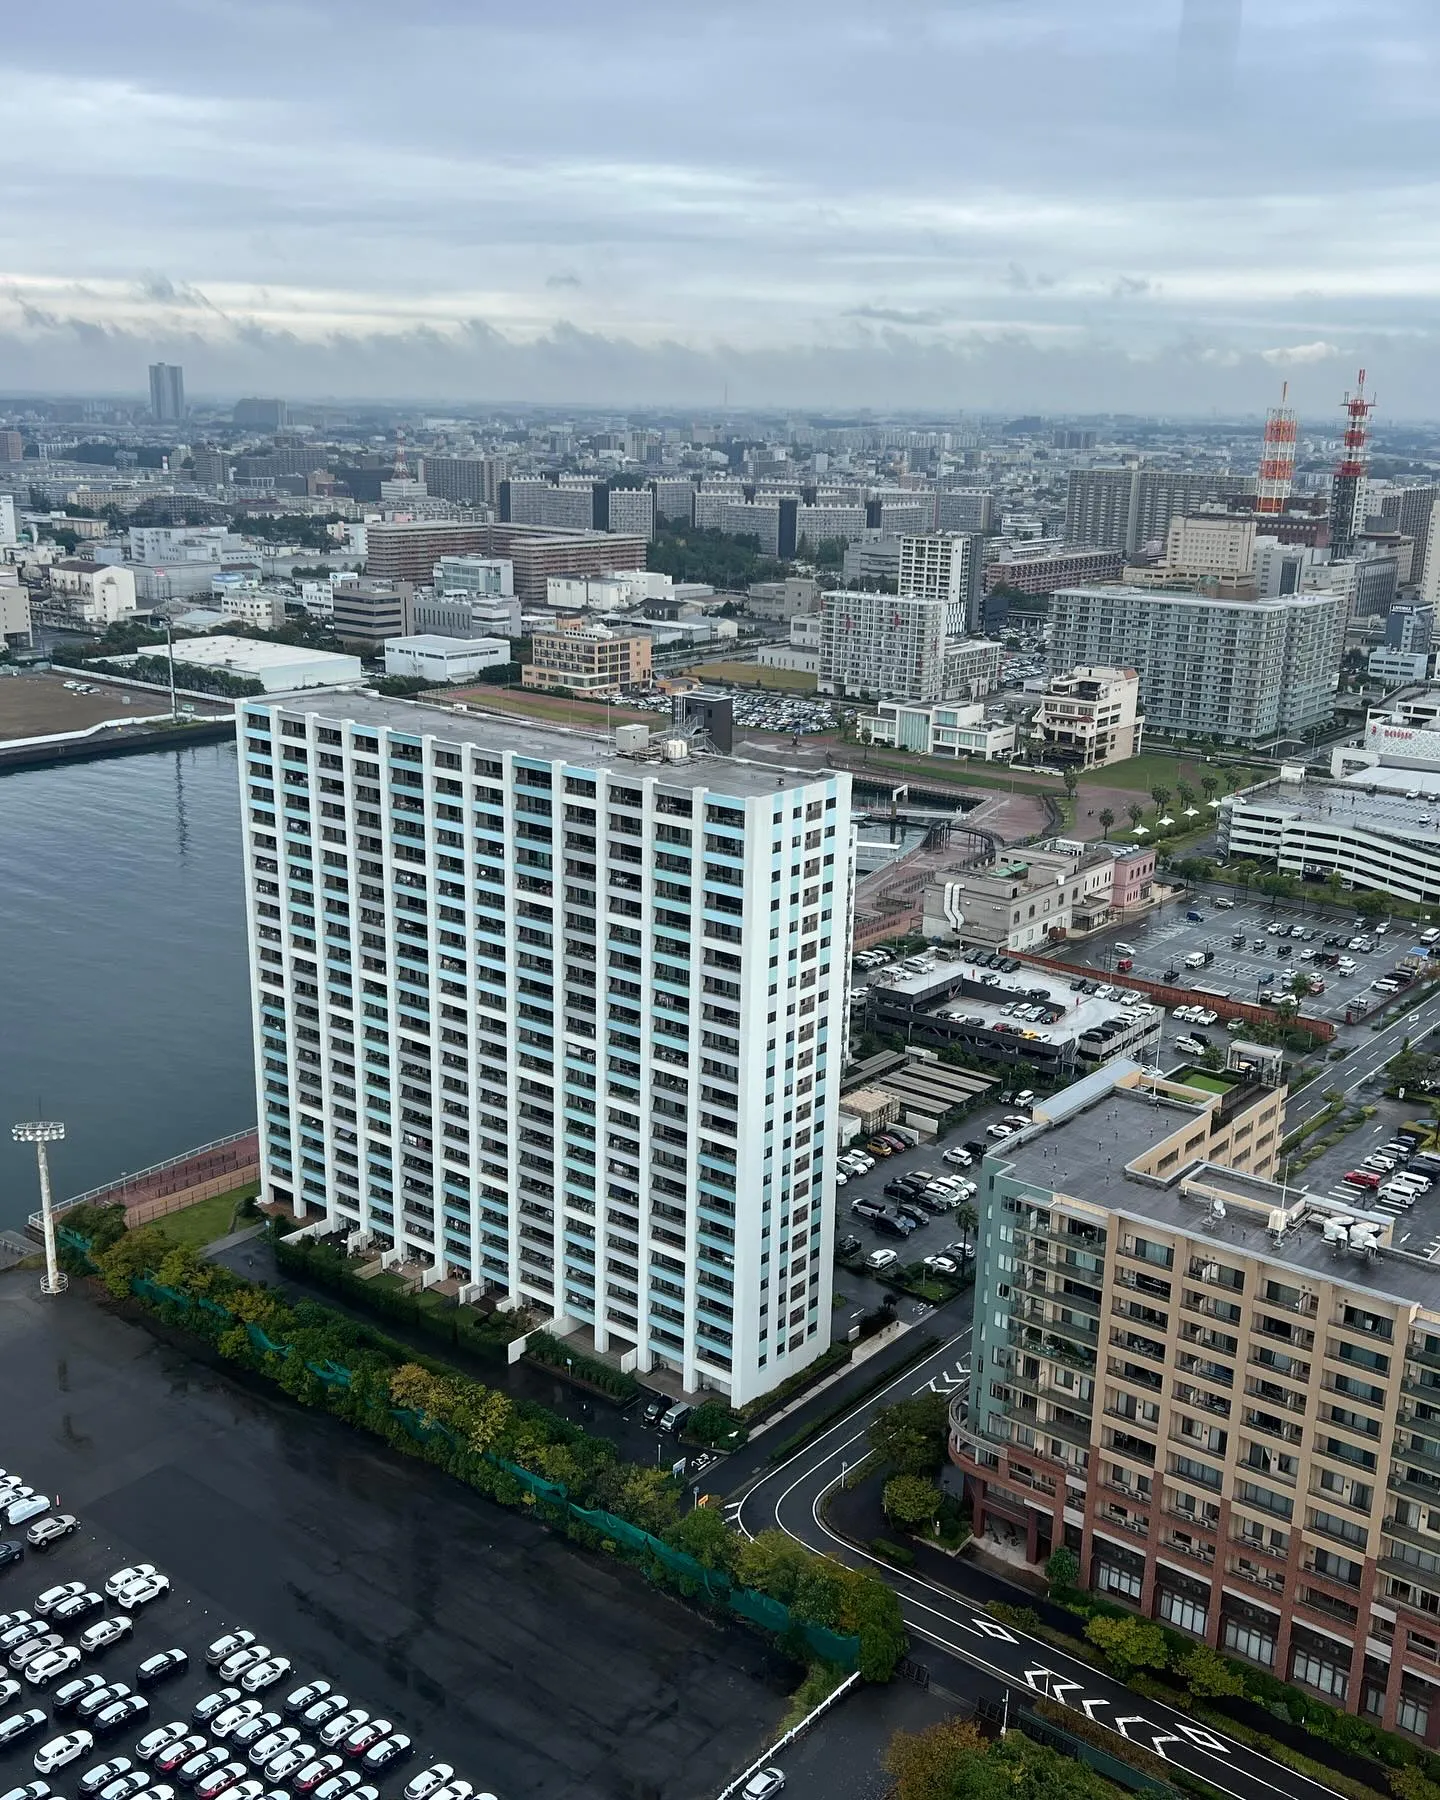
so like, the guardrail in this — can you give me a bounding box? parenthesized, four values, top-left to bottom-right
(714, 1671, 862, 1799)
(29, 1129, 258, 1233)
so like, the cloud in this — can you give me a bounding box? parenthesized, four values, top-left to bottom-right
(2, 1, 1439, 407)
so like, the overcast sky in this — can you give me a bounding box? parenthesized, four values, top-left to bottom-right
(5, 0, 1440, 413)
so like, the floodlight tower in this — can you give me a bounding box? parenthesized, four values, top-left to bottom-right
(12, 1121, 68, 1295)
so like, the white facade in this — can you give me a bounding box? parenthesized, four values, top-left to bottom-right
(1220, 775, 1440, 905)
(899, 533, 978, 635)
(1030, 665, 1144, 767)
(240, 696, 852, 1405)
(129, 526, 234, 564)
(433, 555, 514, 598)
(1162, 513, 1256, 580)
(0, 495, 16, 547)
(220, 590, 287, 631)
(819, 589, 948, 700)
(1368, 647, 1431, 686)
(155, 634, 362, 692)
(857, 700, 1016, 760)
(49, 559, 137, 624)
(383, 635, 511, 682)
(0, 576, 31, 647)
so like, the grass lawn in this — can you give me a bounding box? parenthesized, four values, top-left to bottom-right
(441, 687, 655, 728)
(841, 746, 1063, 795)
(150, 1180, 259, 1250)
(1076, 751, 1263, 792)
(692, 660, 819, 693)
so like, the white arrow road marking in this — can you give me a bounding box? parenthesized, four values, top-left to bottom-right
(1049, 1678, 1083, 1705)
(1080, 1698, 1111, 1721)
(1024, 1665, 1062, 1693)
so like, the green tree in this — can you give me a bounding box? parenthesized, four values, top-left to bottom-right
(1176, 780, 1196, 814)
(868, 1392, 951, 1476)
(663, 1504, 738, 1573)
(1354, 888, 1388, 919)
(1044, 1545, 1080, 1596)
(1098, 807, 1115, 841)
(1084, 1612, 1171, 1679)
(1062, 768, 1078, 801)
(1150, 785, 1171, 817)
(885, 1718, 990, 1800)
(883, 1474, 942, 1531)
(952, 1202, 978, 1258)
(93, 1225, 173, 1299)
(1201, 775, 1220, 804)
(1127, 803, 1144, 833)
(1179, 1643, 1245, 1698)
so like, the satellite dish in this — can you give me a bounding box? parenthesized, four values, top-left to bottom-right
(1211, 1199, 1226, 1220)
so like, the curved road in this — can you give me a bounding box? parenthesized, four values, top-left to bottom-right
(732, 1326, 1345, 1800)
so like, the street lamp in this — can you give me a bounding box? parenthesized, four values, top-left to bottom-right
(12, 1121, 67, 1296)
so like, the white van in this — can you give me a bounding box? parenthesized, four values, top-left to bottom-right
(1114, 942, 1137, 957)
(1183, 951, 1207, 970)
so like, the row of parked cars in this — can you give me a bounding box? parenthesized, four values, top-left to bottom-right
(1343, 1136, 1440, 1215)
(2, 1622, 493, 1800)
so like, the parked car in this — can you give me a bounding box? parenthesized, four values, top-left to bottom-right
(135, 1726, 190, 1764)
(218, 1648, 268, 1684)
(75, 1686, 132, 1723)
(4, 1502, 50, 1529)
(313, 1775, 362, 1800)
(91, 1698, 148, 1740)
(79, 1618, 134, 1656)
(78, 1760, 134, 1797)
(25, 1648, 83, 1689)
(9, 1637, 62, 1672)
(176, 1747, 230, 1787)
(864, 1249, 897, 1273)
(318, 1712, 370, 1752)
(402, 1765, 454, 1800)
(115, 1577, 169, 1613)
(26, 1518, 78, 1553)
(360, 1737, 412, 1775)
(35, 1584, 86, 1617)
(283, 1681, 330, 1718)
(741, 1770, 786, 1800)
(103, 1569, 156, 1601)
(211, 1701, 263, 1739)
(1344, 1170, 1382, 1189)
(922, 1255, 958, 1276)
(53, 1675, 108, 1716)
(51, 1593, 104, 1626)
(262, 1749, 314, 1786)
(205, 1635, 255, 1671)
(0, 1783, 49, 1800)
(192, 1691, 242, 1726)
(942, 1148, 972, 1168)
(229, 1713, 282, 1750)
(246, 1728, 299, 1768)
(137, 1651, 189, 1689)
(193, 1764, 247, 1800)
(294, 1756, 346, 1793)
(34, 1730, 93, 1775)
(153, 1738, 208, 1775)
(97, 1773, 150, 1800)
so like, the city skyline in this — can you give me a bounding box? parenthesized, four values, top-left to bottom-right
(7, 1, 1440, 410)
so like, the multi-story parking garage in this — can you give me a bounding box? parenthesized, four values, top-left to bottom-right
(1220, 772, 1440, 905)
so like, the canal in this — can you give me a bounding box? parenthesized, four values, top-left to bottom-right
(0, 740, 254, 1231)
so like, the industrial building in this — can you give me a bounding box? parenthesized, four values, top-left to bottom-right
(239, 694, 852, 1406)
(382, 635, 511, 684)
(143, 634, 363, 692)
(952, 1057, 1440, 1737)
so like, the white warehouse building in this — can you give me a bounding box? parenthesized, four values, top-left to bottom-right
(240, 696, 853, 1406)
(383, 635, 511, 683)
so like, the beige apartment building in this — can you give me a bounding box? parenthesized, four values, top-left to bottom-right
(1030, 665, 1143, 768)
(522, 624, 653, 694)
(955, 1061, 1440, 1741)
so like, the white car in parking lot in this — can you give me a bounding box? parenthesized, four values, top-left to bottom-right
(103, 1568, 156, 1601)
(33, 1730, 93, 1774)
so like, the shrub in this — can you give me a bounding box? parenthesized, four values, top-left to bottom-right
(882, 1474, 942, 1531)
(525, 1331, 640, 1401)
(870, 1537, 916, 1567)
(1083, 1612, 1170, 1679)
(1044, 1545, 1080, 1597)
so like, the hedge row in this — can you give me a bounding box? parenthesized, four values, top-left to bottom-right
(82, 1221, 907, 1681)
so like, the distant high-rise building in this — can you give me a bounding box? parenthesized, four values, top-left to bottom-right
(148, 363, 186, 422)
(935, 489, 996, 535)
(421, 455, 505, 508)
(898, 534, 981, 635)
(1381, 485, 1439, 591)
(0, 430, 23, 463)
(1065, 468, 1253, 556)
(232, 397, 288, 431)
(189, 447, 231, 488)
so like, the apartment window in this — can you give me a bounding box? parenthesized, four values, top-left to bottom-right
(1093, 1557, 1143, 1601)
(1157, 1590, 1208, 1636)
(1291, 1646, 1349, 1703)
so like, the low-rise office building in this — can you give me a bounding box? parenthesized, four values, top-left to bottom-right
(922, 847, 1110, 951)
(49, 558, 137, 625)
(522, 624, 653, 695)
(952, 1058, 1440, 1736)
(856, 699, 1016, 760)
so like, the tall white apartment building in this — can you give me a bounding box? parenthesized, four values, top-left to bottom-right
(819, 589, 948, 700)
(899, 533, 980, 634)
(240, 695, 853, 1407)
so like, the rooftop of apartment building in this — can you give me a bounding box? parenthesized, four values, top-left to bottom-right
(258, 690, 823, 799)
(875, 955, 1159, 1045)
(1056, 582, 1332, 610)
(993, 1074, 1440, 1309)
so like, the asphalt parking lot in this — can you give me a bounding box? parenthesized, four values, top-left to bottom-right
(831, 1116, 1013, 1324)
(0, 1279, 790, 1800)
(1051, 896, 1421, 1027)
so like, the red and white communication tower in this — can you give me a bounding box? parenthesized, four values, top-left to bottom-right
(1255, 381, 1297, 515)
(1330, 368, 1375, 560)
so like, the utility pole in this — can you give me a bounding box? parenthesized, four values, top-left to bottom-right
(13, 1120, 67, 1295)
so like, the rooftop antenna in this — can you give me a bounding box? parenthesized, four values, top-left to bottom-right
(1256, 381, 1297, 516)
